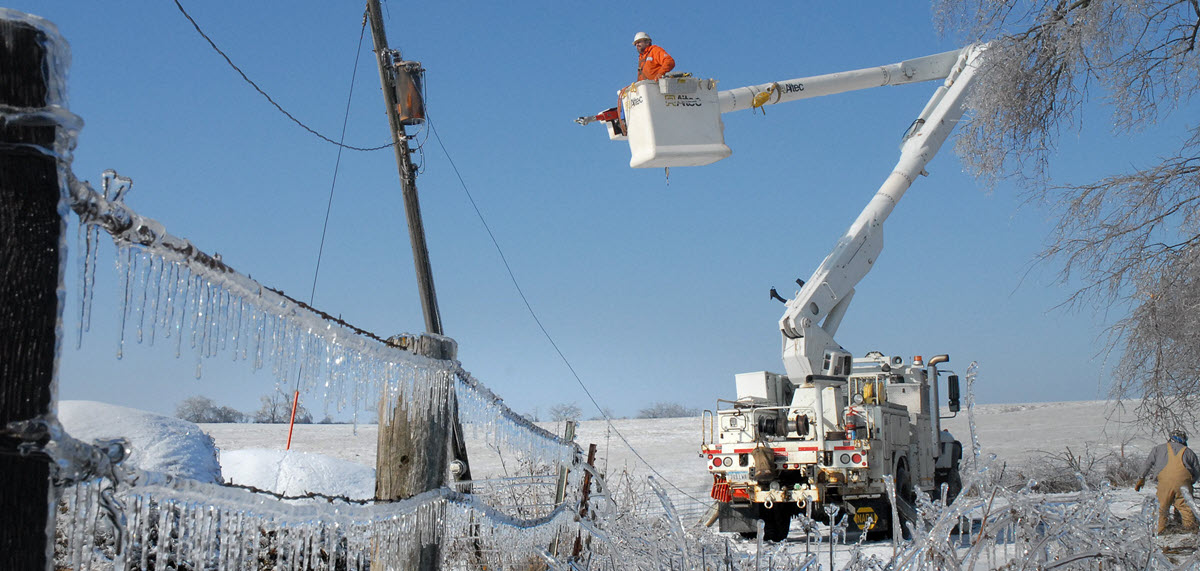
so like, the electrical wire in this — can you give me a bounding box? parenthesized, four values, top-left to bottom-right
(288, 14, 368, 434)
(173, 0, 705, 505)
(425, 116, 707, 505)
(306, 17, 369, 307)
(172, 0, 392, 152)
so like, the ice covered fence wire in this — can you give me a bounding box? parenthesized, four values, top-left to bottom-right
(7, 413, 583, 570)
(65, 170, 579, 470)
(70, 168, 452, 420)
(455, 367, 580, 466)
(57, 466, 577, 571)
(55, 173, 1200, 569)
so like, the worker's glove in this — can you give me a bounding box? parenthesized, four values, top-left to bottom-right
(1135, 478, 1145, 492)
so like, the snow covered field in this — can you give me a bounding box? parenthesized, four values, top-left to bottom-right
(193, 399, 1162, 503)
(62, 398, 1162, 504)
(58, 397, 1190, 568)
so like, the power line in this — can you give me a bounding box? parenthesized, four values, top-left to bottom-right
(174, 0, 706, 506)
(172, 0, 392, 152)
(425, 117, 707, 505)
(288, 12, 371, 411)
(307, 17, 369, 306)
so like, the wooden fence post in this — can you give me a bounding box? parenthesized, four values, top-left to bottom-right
(0, 12, 70, 571)
(375, 334, 458, 570)
(572, 443, 598, 559)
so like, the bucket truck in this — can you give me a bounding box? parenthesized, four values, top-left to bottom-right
(579, 45, 982, 540)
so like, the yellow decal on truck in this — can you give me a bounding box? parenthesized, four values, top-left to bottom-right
(853, 507, 879, 530)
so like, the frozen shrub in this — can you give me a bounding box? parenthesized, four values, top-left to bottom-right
(1015, 444, 1141, 493)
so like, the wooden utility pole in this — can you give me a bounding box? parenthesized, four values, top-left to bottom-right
(0, 13, 67, 570)
(366, 0, 441, 336)
(366, 2, 471, 568)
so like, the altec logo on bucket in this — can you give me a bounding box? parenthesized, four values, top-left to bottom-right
(663, 94, 702, 108)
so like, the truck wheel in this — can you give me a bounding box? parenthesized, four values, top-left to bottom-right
(761, 504, 793, 542)
(896, 461, 915, 505)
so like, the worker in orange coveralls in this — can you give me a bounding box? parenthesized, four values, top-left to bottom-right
(1136, 429, 1200, 534)
(633, 32, 674, 81)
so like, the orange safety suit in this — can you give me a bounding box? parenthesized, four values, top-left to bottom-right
(637, 44, 675, 82)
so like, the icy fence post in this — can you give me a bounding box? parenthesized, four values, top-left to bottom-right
(0, 11, 69, 570)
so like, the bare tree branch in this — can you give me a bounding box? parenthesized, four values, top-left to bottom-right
(935, 0, 1200, 430)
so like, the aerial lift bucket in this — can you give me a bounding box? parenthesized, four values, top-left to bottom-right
(620, 75, 731, 168)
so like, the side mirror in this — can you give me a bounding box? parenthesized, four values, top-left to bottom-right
(947, 374, 960, 413)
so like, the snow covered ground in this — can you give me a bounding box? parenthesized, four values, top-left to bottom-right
(57, 396, 1182, 569)
(191, 399, 1162, 505)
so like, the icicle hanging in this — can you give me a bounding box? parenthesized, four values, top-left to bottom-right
(55, 461, 578, 571)
(49, 165, 1187, 568)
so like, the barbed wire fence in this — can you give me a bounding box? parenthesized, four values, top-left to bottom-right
(0, 9, 743, 568)
(37, 164, 772, 569)
(11, 9, 1188, 570)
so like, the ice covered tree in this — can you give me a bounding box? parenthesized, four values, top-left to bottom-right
(548, 402, 582, 423)
(254, 389, 313, 424)
(175, 395, 246, 423)
(636, 402, 699, 419)
(589, 407, 621, 421)
(934, 0, 1200, 430)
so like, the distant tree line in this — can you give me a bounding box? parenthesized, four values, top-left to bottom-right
(175, 396, 247, 423)
(175, 389, 334, 424)
(528, 401, 700, 423)
(636, 402, 699, 419)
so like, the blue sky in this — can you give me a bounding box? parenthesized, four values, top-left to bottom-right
(11, 2, 1181, 421)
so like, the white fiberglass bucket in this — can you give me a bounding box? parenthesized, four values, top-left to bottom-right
(621, 76, 731, 168)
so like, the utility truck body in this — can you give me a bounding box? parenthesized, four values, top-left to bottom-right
(702, 354, 962, 539)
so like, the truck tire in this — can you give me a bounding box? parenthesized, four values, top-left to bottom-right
(761, 503, 794, 542)
(947, 469, 962, 502)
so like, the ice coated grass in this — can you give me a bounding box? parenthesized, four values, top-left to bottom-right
(49, 381, 1200, 569)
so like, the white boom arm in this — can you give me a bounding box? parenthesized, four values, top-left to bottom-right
(778, 45, 984, 381)
(717, 48, 965, 114)
(581, 44, 985, 379)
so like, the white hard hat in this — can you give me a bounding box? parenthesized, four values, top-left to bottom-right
(633, 32, 651, 44)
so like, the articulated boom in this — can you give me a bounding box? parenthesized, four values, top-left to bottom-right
(779, 46, 982, 383)
(582, 43, 984, 541)
(711, 45, 978, 540)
